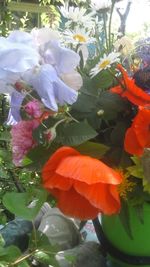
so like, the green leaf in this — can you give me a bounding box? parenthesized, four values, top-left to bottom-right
(0, 132, 11, 142)
(110, 121, 128, 146)
(76, 141, 109, 158)
(2, 189, 47, 221)
(127, 156, 144, 179)
(29, 231, 59, 252)
(92, 69, 114, 90)
(134, 204, 144, 224)
(80, 75, 99, 96)
(24, 143, 60, 171)
(98, 91, 128, 120)
(56, 120, 98, 146)
(0, 245, 29, 266)
(0, 150, 11, 161)
(65, 255, 76, 264)
(34, 250, 59, 267)
(0, 235, 5, 247)
(0, 167, 8, 179)
(118, 200, 133, 240)
(71, 92, 98, 114)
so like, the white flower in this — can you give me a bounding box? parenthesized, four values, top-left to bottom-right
(43, 40, 80, 75)
(60, 71, 83, 91)
(90, 52, 120, 77)
(63, 28, 95, 45)
(114, 36, 133, 56)
(59, 4, 95, 28)
(0, 31, 39, 81)
(78, 45, 89, 65)
(23, 64, 78, 111)
(90, 0, 111, 11)
(31, 27, 60, 47)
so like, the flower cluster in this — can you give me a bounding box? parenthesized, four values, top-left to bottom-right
(1, 1, 150, 223)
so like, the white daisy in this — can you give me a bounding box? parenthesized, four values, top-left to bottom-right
(90, 52, 120, 77)
(90, 0, 111, 11)
(63, 28, 96, 45)
(59, 4, 95, 28)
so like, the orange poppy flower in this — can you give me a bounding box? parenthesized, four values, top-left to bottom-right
(124, 107, 150, 156)
(42, 147, 122, 220)
(110, 64, 150, 106)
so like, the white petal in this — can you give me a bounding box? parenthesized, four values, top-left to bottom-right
(44, 41, 80, 74)
(31, 28, 60, 46)
(60, 71, 83, 91)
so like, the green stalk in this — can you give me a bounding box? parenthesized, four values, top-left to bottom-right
(108, 0, 116, 51)
(103, 12, 109, 52)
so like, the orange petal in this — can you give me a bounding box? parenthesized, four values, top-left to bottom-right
(133, 108, 150, 147)
(74, 181, 121, 215)
(124, 127, 143, 156)
(110, 85, 123, 95)
(50, 187, 100, 220)
(42, 147, 79, 191)
(43, 173, 73, 191)
(42, 146, 80, 173)
(117, 64, 150, 106)
(56, 155, 122, 185)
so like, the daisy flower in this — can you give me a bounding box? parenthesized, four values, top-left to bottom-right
(59, 5, 95, 28)
(63, 28, 95, 45)
(90, 0, 111, 11)
(90, 52, 120, 77)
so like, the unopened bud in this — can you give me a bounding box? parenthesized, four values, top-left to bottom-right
(44, 127, 56, 143)
(97, 109, 104, 116)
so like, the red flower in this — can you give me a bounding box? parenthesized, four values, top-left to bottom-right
(110, 64, 150, 106)
(124, 107, 150, 156)
(42, 147, 122, 220)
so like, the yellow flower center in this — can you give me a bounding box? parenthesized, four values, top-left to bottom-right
(118, 174, 135, 200)
(99, 59, 111, 69)
(73, 34, 86, 43)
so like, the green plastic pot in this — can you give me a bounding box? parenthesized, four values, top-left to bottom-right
(101, 202, 150, 267)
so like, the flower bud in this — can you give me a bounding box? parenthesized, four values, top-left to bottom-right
(97, 109, 104, 116)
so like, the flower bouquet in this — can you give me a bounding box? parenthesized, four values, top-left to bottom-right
(1, 0, 150, 266)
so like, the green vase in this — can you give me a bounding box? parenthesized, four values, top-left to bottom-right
(101, 202, 150, 267)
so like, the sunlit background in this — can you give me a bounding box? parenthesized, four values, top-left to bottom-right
(115, 0, 150, 35)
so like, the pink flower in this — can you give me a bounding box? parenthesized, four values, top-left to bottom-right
(11, 120, 39, 166)
(24, 100, 43, 119)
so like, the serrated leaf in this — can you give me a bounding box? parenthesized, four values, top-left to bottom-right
(24, 143, 60, 171)
(76, 141, 109, 158)
(56, 121, 98, 146)
(2, 189, 47, 221)
(98, 91, 127, 120)
(92, 69, 114, 90)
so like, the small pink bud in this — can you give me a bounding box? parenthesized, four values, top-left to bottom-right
(44, 127, 56, 143)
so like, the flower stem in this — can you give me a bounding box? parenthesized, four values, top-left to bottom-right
(108, 1, 115, 51)
(92, 217, 107, 256)
(103, 12, 109, 52)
